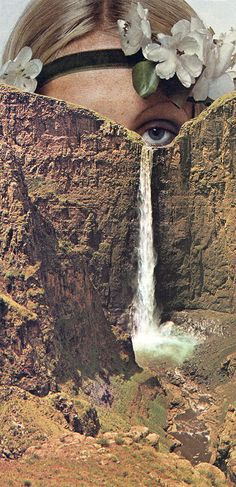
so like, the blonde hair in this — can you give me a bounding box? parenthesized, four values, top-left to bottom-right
(2, 0, 197, 66)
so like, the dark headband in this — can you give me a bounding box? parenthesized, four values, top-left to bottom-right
(37, 49, 144, 89)
(37, 47, 198, 107)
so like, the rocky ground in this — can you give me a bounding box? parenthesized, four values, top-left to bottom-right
(136, 311, 236, 485)
(0, 430, 228, 487)
(0, 310, 236, 486)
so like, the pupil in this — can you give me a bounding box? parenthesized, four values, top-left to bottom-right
(148, 128, 165, 140)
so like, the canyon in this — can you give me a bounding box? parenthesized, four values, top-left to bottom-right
(0, 85, 235, 485)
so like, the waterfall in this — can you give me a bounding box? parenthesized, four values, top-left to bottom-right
(132, 145, 198, 363)
(133, 145, 159, 335)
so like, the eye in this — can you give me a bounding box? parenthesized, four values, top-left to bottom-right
(138, 120, 179, 147)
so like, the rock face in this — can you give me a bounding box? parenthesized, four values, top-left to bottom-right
(0, 85, 141, 394)
(0, 86, 235, 395)
(153, 93, 235, 315)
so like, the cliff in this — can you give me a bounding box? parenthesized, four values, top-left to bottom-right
(0, 87, 235, 396)
(153, 93, 235, 315)
(0, 85, 141, 395)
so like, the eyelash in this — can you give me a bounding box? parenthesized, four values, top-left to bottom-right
(137, 120, 179, 147)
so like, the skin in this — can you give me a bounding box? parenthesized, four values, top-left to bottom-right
(38, 30, 193, 146)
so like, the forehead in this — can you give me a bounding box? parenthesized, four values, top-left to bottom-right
(38, 67, 191, 127)
(39, 29, 193, 128)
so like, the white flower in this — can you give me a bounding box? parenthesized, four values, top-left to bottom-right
(117, 2, 151, 55)
(117, 2, 236, 103)
(0, 46, 43, 93)
(219, 28, 236, 80)
(143, 17, 205, 87)
(192, 38, 236, 101)
(218, 28, 236, 51)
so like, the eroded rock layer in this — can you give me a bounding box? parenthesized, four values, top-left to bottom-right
(0, 86, 141, 394)
(153, 94, 236, 315)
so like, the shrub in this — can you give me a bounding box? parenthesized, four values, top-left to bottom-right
(115, 436, 124, 445)
(96, 437, 110, 447)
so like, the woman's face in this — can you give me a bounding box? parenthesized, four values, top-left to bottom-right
(38, 31, 193, 147)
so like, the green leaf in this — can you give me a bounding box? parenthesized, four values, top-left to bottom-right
(132, 60, 159, 98)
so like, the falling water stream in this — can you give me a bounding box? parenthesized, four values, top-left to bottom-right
(132, 146, 198, 364)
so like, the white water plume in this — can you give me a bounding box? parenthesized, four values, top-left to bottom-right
(133, 145, 159, 334)
(132, 146, 198, 363)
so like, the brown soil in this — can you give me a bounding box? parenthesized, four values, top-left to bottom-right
(0, 433, 228, 487)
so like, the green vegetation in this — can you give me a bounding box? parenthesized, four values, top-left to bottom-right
(96, 437, 110, 447)
(27, 287, 45, 298)
(4, 269, 24, 280)
(0, 293, 37, 322)
(96, 370, 168, 441)
(115, 436, 124, 446)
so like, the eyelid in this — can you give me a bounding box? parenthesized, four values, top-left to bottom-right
(136, 119, 180, 136)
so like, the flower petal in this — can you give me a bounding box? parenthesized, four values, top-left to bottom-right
(117, 19, 142, 55)
(180, 54, 203, 78)
(187, 31, 207, 61)
(219, 28, 236, 45)
(117, 19, 126, 34)
(145, 45, 175, 64)
(191, 17, 207, 34)
(178, 36, 200, 55)
(157, 33, 176, 48)
(24, 59, 43, 78)
(1, 72, 18, 85)
(0, 60, 11, 76)
(214, 43, 235, 78)
(21, 77, 37, 93)
(137, 2, 148, 20)
(0, 72, 20, 88)
(176, 62, 192, 87)
(141, 19, 151, 39)
(171, 19, 190, 38)
(228, 27, 236, 43)
(155, 51, 177, 79)
(208, 73, 235, 99)
(143, 43, 162, 61)
(192, 74, 209, 101)
(13, 46, 33, 67)
(203, 46, 217, 79)
(121, 40, 142, 55)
